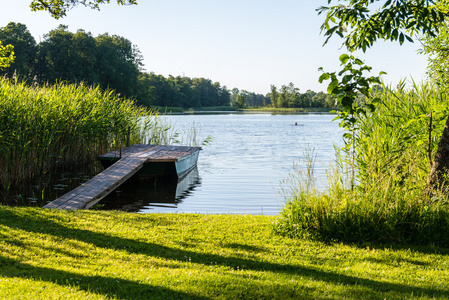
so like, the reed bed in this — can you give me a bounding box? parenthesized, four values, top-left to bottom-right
(356, 82, 449, 197)
(0, 79, 174, 189)
(274, 82, 449, 246)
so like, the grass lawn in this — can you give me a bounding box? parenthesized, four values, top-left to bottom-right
(0, 206, 448, 299)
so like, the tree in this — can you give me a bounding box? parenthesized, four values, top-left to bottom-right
(0, 41, 14, 70)
(37, 25, 79, 82)
(37, 26, 100, 84)
(36, 26, 142, 99)
(286, 82, 300, 108)
(318, 0, 449, 191)
(0, 23, 36, 80)
(235, 94, 245, 109)
(278, 85, 289, 108)
(269, 85, 278, 107)
(30, 0, 138, 19)
(94, 33, 142, 97)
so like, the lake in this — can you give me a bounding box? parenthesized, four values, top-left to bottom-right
(98, 113, 343, 215)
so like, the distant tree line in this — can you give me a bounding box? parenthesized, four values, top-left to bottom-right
(0, 22, 335, 109)
(268, 83, 336, 109)
(0, 22, 143, 99)
(136, 73, 231, 108)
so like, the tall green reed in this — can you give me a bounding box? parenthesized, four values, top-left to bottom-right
(0, 79, 178, 188)
(274, 82, 449, 246)
(356, 81, 449, 198)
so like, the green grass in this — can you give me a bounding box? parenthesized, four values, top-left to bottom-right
(0, 206, 448, 299)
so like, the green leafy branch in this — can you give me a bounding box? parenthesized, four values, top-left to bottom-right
(30, 0, 138, 19)
(318, 0, 447, 52)
(319, 54, 384, 130)
(319, 53, 384, 187)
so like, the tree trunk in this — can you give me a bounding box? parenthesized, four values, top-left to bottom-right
(426, 115, 449, 192)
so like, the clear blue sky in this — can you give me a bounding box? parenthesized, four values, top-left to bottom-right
(1, 0, 428, 95)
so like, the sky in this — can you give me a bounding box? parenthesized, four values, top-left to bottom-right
(0, 0, 429, 95)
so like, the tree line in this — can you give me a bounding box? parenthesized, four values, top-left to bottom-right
(0, 22, 335, 109)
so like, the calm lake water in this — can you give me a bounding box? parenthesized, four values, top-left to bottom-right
(98, 113, 343, 215)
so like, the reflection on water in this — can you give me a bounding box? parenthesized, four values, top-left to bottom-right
(95, 167, 200, 212)
(0, 164, 101, 207)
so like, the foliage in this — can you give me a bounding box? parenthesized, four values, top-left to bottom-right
(356, 82, 449, 194)
(318, 0, 446, 52)
(0, 41, 14, 70)
(1, 207, 449, 299)
(268, 82, 336, 109)
(29, 0, 138, 19)
(274, 83, 449, 246)
(0, 23, 335, 110)
(317, 0, 448, 141)
(235, 94, 245, 108)
(36, 25, 142, 98)
(319, 54, 384, 186)
(137, 73, 232, 108)
(0, 23, 36, 77)
(230, 88, 269, 108)
(421, 9, 449, 87)
(0, 78, 165, 188)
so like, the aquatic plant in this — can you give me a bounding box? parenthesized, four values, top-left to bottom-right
(0, 79, 176, 188)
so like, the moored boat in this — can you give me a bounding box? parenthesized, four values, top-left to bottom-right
(97, 144, 201, 180)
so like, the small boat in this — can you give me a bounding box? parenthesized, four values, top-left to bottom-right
(97, 144, 201, 180)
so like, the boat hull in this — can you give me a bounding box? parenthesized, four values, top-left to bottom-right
(97, 145, 200, 180)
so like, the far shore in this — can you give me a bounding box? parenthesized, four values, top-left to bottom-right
(152, 106, 339, 115)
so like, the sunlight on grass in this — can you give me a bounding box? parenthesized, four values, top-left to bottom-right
(0, 207, 448, 299)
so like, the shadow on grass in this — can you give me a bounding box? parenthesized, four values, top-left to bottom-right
(0, 255, 207, 300)
(0, 208, 448, 299)
(221, 242, 268, 253)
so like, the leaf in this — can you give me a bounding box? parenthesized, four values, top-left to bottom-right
(392, 28, 399, 40)
(327, 79, 339, 94)
(341, 96, 353, 108)
(342, 75, 353, 84)
(354, 58, 363, 65)
(339, 54, 350, 64)
(399, 32, 405, 44)
(366, 103, 375, 112)
(319, 73, 330, 83)
(343, 132, 353, 140)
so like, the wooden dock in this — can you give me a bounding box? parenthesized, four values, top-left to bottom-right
(43, 145, 201, 210)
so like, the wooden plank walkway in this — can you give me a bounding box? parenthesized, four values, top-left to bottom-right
(98, 144, 201, 162)
(43, 145, 200, 210)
